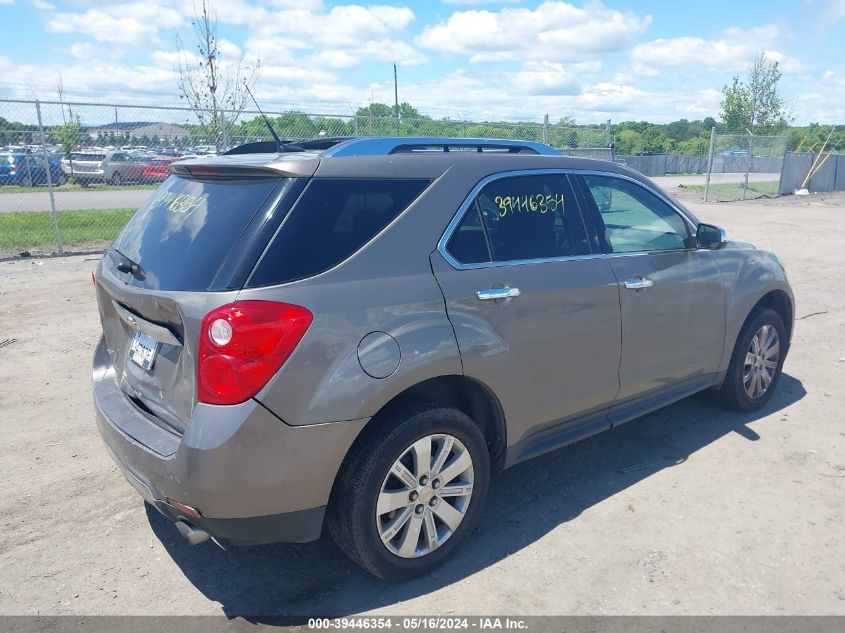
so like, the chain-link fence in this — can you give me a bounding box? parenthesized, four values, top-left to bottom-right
(0, 98, 611, 258)
(702, 131, 788, 202)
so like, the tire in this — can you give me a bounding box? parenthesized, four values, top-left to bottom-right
(56, 173, 68, 186)
(20, 174, 32, 187)
(718, 307, 786, 412)
(328, 402, 490, 580)
(110, 172, 122, 185)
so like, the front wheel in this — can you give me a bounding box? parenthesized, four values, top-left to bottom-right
(328, 403, 490, 580)
(718, 307, 786, 411)
(110, 172, 122, 185)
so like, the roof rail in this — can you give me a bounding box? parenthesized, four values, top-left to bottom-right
(323, 137, 559, 157)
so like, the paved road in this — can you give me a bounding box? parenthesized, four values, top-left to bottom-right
(653, 172, 780, 190)
(0, 173, 782, 212)
(0, 188, 155, 212)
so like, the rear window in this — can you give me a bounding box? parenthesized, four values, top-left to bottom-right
(70, 153, 106, 161)
(111, 175, 284, 291)
(248, 178, 431, 287)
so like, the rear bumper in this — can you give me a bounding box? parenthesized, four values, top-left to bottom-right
(93, 337, 367, 544)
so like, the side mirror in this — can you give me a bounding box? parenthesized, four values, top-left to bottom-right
(696, 223, 727, 249)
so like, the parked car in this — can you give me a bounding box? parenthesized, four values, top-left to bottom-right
(0, 151, 67, 187)
(93, 136, 794, 580)
(141, 157, 179, 183)
(61, 150, 147, 185)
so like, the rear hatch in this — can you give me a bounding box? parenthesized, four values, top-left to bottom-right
(0, 153, 20, 179)
(67, 152, 105, 173)
(95, 169, 304, 433)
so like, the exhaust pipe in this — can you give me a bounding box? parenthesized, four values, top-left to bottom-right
(174, 520, 210, 546)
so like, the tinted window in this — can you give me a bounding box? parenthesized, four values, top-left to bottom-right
(472, 173, 588, 262)
(249, 178, 430, 286)
(580, 175, 689, 253)
(70, 153, 105, 161)
(112, 175, 284, 290)
(446, 204, 491, 264)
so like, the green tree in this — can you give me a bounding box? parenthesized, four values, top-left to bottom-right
(720, 52, 790, 132)
(53, 116, 83, 180)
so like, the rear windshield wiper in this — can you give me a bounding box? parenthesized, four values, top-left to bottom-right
(107, 247, 145, 280)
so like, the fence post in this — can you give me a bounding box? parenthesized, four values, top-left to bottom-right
(35, 100, 63, 255)
(605, 119, 611, 146)
(704, 126, 716, 202)
(542, 114, 549, 145)
(741, 131, 753, 201)
(353, 115, 359, 137)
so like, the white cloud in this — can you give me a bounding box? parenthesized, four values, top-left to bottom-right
(417, 1, 652, 63)
(270, 5, 416, 47)
(513, 62, 581, 96)
(441, 0, 521, 4)
(308, 39, 426, 69)
(68, 43, 95, 60)
(824, 0, 845, 22)
(30, 0, 54, 9)
(0, 0, 15, 5)
(624, 25, 805, 79)
(246, 5, 425, 68)
(46, 2, 184, 47)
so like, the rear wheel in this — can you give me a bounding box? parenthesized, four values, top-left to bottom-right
(56, 172, 68, 186)
(718, 307, 786, 411)
(328, 403, 490, 580)
(110, 172, 122, 185)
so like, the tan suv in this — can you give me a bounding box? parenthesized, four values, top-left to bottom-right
(62, 150, 146, 185)
(93, 136, 794, 579)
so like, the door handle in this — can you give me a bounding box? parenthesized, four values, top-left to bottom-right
(476, 287, 521, 301)
(624, 277, 654, 290)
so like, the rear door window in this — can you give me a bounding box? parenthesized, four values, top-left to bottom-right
(111, 175, 285, 291)
(472, 173, 589, 262)
(248, 178, 430, 286)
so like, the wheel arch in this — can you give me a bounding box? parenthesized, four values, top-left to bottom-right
(718, 286, 794, 387)
(327, 374, 508, 512)
(750, 289, 793, 346)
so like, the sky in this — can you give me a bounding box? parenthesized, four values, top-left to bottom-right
(0, 0, 844, 125)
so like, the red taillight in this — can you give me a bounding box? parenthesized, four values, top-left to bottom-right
(197, 301, 313, 405)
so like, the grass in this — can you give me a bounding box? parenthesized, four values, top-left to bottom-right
(681, 180, 779, 201)
(0, 208, 134, 252)
(0, 183, 157, 194)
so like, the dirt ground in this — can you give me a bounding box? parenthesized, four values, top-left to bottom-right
(0, 192, 843, 618)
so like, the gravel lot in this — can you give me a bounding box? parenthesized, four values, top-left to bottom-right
(0, 193, 843, 618)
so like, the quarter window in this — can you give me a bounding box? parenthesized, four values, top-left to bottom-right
(249, 178, 431, 286)
(446, 205, 491, 264)
(580, 175, 690, 253)
(450, 173, 589, 263)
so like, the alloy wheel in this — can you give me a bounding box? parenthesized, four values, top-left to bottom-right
(743, 324, 780, 399)
(376, 434, 474, 559)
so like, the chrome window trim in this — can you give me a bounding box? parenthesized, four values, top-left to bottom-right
(437, 168, 698, 271)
